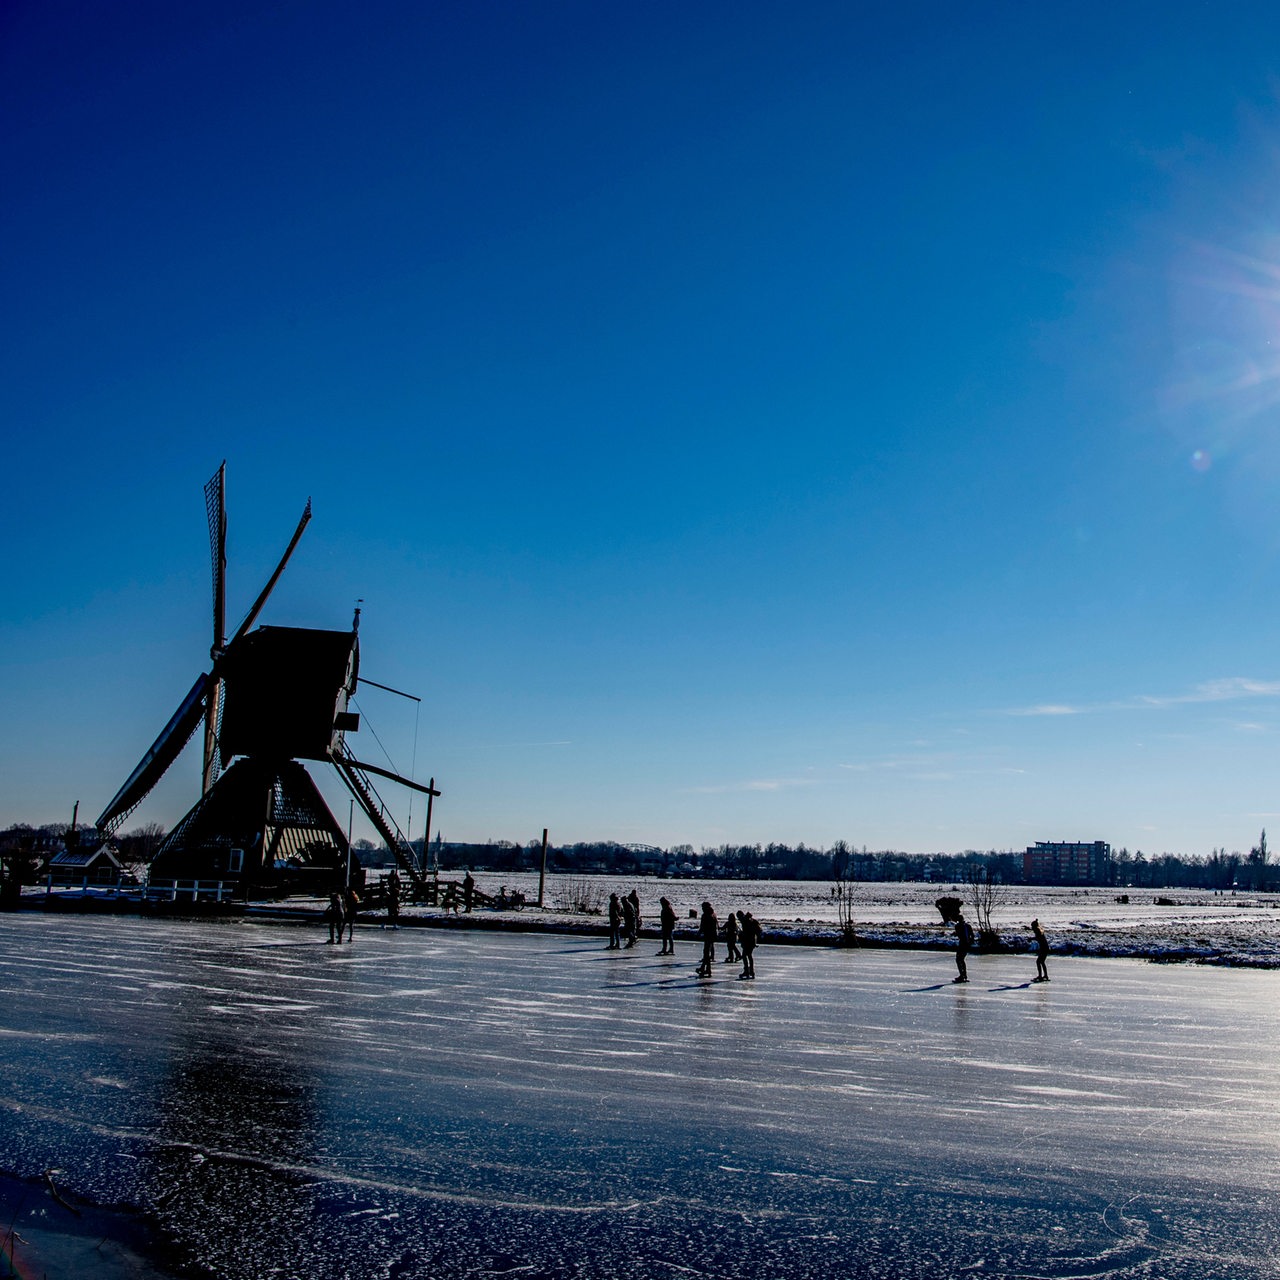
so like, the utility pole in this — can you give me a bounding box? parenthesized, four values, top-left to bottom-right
(538, 827, 548, 908)
(346, 798, 353, 889)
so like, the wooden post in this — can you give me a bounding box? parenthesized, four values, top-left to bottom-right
(423, 779, 435, 879)
(538, 827, 548, 908)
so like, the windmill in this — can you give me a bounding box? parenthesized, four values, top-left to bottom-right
(96, 464, 437, 900)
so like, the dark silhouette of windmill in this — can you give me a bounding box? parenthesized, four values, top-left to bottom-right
(96, 463, 436, 900)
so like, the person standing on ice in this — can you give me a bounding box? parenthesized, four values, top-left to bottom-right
(658, 896, 677, 954)
(621, 892, 637, 947)
(723, 908, 740, 963)
(696, 902, 718, 976)
(628, 889, 642, 941)
(1030, 919, 1050, 982)
(607, 893, 623, 948)
(463, 871, 475, 912)
(953, 909, 973, 983)
(325, 892, 344, 945)
(739, 911, 760, 979)
(342, 883, 360, 942)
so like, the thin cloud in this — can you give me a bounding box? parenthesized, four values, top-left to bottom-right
(680, 777, 819, 795)
(1006, 678, 1280, 717)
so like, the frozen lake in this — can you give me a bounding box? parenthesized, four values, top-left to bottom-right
(2, 914, 1279, 1278)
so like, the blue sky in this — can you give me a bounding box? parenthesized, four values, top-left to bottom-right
(6, 1, 1280, 855)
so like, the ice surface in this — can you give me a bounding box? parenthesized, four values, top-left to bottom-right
(1, 914, 1279, 1278)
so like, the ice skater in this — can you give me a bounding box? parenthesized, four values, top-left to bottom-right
(387, 869, 401, 927)
(621, 892, 637, 947)
(953, 909, 973, 983)
(658, 896, 677, 954)
(463, 871, 475, 913)
(696, 901, 718, 977)
(628, 889, 642, 941)
(325, 892, 344, 945)
(607, 893, 623, 949)
(1030, 919, 1050, 982)
(342, 883, 360, 941)
(739, 910, 760, 979)
(723, 908, 740, 963)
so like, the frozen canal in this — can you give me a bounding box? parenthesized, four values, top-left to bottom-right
(2, 916, 1279, 1279)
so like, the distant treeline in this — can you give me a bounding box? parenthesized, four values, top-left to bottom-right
(380, 836, 1274, 890)
(2, 823, 1272, 890)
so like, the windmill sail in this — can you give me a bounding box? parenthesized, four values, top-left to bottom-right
(231, 498, 312, 644)
(96, 672, 210, 832)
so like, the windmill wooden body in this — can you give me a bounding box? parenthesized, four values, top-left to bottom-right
(96, 464, 436, 900)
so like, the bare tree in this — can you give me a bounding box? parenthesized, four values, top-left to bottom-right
(553, 878, 605, 915)
(962, 863, 1005, 946)
(832, 867, 858, 946)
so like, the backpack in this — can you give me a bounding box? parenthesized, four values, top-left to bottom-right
(962, 921, 975, 948)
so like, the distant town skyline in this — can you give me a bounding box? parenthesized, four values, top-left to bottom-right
(6, 2, 1280, 856)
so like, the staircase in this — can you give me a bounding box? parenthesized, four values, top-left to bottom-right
(332, 742, 430, 897)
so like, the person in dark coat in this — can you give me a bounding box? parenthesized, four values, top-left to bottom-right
(387, 870, 401, 927)
(621, 893, 637, 948)
(658, 896, 677, 955)
(953, 910, 973, 983)
(607, 893, 622, 949)
(739, 911, 760, 978)
(325, 892, 344, 945)
(1030, 919, 1050, 982)
(463, 871, 475, 913)
(696, 902, 718, 977)
(723, 909, 740, 963)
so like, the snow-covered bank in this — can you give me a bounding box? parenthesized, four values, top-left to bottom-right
(25, 875, 1280, 967)
(382, 875, 1280, 969)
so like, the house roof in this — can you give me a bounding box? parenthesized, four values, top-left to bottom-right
(48, 846, 122, 869)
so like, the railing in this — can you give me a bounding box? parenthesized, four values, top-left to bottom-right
(145, 878, 236, 903)
(333, 743, 429, 895)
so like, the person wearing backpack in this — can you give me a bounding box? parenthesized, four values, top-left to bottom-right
(953, 909, 974, 983)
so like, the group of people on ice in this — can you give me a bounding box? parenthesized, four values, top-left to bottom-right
(606, 891, 763, 979)
(951, 909, 1050, 984)
(324, 885, 361, 943)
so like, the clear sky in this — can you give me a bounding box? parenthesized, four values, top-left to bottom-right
(5, 1, 1280, 856)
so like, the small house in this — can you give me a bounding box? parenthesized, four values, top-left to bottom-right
(46, 844, 124, 889)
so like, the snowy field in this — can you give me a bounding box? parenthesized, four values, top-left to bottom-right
(426, 873, 1280, 967)
(2, 913, 1280, 1279)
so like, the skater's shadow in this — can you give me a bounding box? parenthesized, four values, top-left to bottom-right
(989, 981, 1035, 992)
(907, 983, 953, 992)
(602, 976, 732, 990)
